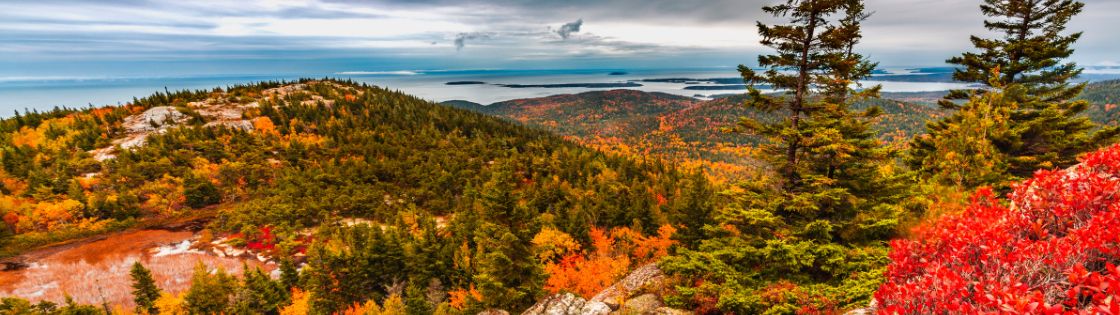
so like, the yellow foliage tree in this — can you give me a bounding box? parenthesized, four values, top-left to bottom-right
(153, 292, 188, 315)
(253, 116, 278, 135)
(380, 294, 406, 315)
(280, 288, 311, 315)
(531, 227, 581, 262)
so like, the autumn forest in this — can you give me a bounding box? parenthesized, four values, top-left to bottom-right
(3, 0, 1120, 314)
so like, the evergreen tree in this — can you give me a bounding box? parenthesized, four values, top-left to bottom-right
(943, 0, 1085, 104)
(184, 175, 221, 209)
(278, 258, 300, 291)
(916, 0, 1119, 184)
(662, 0, 902, 312)
(230, 266, 289, 314)
(470, 167, 543, 311)
(670, 172, 715, 248)
(735, 0, 896, 245)
(183, 263, 237, 314)
(129, 261, 161, 314)
(912, 70, 1017, 188)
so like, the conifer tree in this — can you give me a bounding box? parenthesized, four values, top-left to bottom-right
(184, 263, 237, 314)
(735, 0, 895, 243)
(913, 69, 1017, 188)
(230, 266, 289, 314)
(916, 0, 1119, 183)
(470, 167, 543, 311)
(130, 261, 161, 314)
(662, 0, 901, 312)
(279, 258, 300, 291)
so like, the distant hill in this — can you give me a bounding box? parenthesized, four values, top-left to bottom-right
(1079, 79, 1120, 127)
(445, 90, 948, 181)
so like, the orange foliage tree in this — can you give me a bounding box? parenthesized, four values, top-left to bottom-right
(447, 284, 483, 310)
(538, 225, 677, 298)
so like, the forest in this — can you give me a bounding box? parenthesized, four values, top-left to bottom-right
(2, 0, 1120, 314)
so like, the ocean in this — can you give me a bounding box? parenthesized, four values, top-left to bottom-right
(0, 68, 981, 115)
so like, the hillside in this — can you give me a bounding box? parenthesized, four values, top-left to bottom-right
(446, 90, 949, 182)
(0, 80, 712, 312)
(1079, 79, 1120, 127)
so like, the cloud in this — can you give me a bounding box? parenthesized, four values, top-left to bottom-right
(554, 19, 582, 39)
(454, 32, 490, 51)
(1, 0, 1118, 72)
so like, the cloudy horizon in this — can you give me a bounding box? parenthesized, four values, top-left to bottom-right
(1, 0, 1118, 79)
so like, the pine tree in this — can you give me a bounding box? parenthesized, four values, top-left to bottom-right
(230, 266, 289, 314)
(184, 262, 237, 314)
(661, 0, 902, 312)
(916, 0, 1119, 184)
(736, 0, 895, 243)
(670, 171, 714, 247)
(943, 0, 1085, 104)
(130, 261, 161, 314)
(279, 258, 300, 291)
(470, 167, 543, 311)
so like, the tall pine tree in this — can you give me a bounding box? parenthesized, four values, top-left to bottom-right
(661, 0, 904, 313)
(914, 0, 1118, 184)
(735, 0, 897, 243)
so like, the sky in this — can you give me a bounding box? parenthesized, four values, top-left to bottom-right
(1, 0, 1118, 79)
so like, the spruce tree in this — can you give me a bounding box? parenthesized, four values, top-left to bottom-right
(943, 0, 1085, 104)
(916, 0, 1119, 184)
(735, 0, 895, 242)
(279, 258, 300, 291)
(129, 261, 161, 314)
(662, 0, 902, 312)
(470, 166, 542, 311)
(230, 266, 288, 314)
(183, 263, 237, 314)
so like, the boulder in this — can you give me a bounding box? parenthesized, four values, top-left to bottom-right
(590, 263, 664, 308)
(478, 309, 510, 315)
(615, 294, 663, 314)
(522, 292, 611, 315)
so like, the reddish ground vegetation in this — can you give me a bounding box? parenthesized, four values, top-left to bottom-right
(0, 229, 272, 309)
(877, 144, 1120, 314)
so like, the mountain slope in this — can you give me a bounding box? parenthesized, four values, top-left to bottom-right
(446, 90, 949, 181)
(0, 80, 711, 312)
(1079, 79, 1120, 127)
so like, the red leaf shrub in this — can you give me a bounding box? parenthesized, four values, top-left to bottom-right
(877, 144, 1120, 314)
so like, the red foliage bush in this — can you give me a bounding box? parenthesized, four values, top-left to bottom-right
(877, 144, 1120, 314)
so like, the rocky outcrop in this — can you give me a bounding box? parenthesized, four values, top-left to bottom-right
(522, 263, 692, 315)
(590, 263, 665, 309)
(521, 293, 611, 315)
(617, 294, 663, 314)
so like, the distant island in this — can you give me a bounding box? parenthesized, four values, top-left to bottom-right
(637, 77, 743, 84)
(608, 71, 628, 75)
(683, 84, 748, 90)
(445, 81, 486, 85)
(499, 82, 643, 88)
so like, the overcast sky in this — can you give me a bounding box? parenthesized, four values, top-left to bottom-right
(1, 0, 1117, 78)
